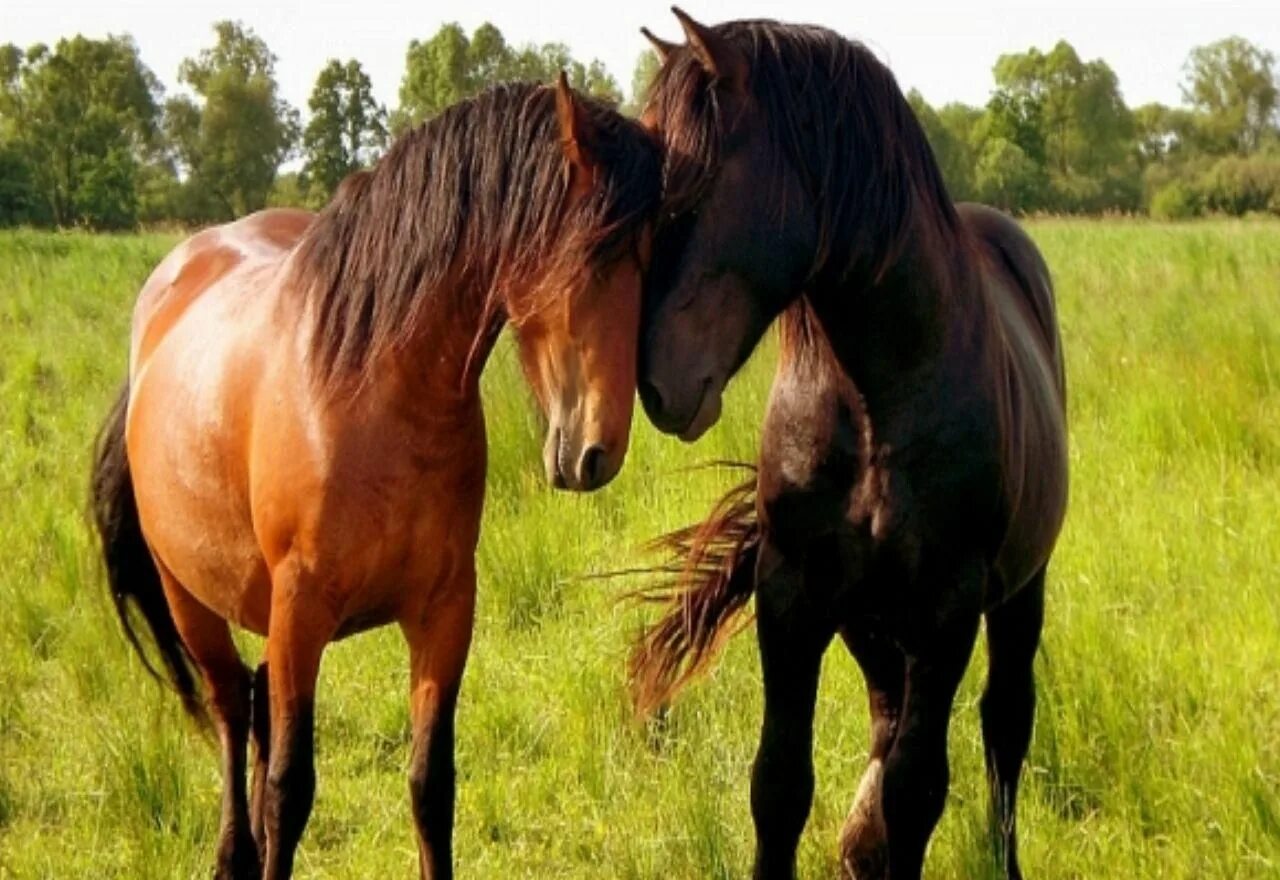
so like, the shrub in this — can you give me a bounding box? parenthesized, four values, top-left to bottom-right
(1150, 181, 1204, 219)
(1197, 155, 1280, 216)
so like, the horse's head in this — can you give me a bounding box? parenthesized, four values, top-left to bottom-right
(508, 75, 661, 490)
(636, 11, 821, 441)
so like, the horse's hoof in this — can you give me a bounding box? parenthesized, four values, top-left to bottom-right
(215, 829, 262, 880)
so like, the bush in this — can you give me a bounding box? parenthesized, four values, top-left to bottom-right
(1150, 181, 1203, 220)
(1051, 169, 1143, 214)
(1197, 155, 1280, 216)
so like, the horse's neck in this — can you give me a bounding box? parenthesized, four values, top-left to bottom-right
(386, 277, 501, 417)
(807, 204, 983, 419)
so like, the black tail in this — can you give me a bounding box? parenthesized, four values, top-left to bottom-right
(90, 384, 207, 726)
(627, 468, 761, 716)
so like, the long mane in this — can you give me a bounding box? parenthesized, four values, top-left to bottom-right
(290, 82, 660, 393)
(646, 21, 958, 286)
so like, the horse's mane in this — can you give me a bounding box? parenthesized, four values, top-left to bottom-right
(647, 20, 959, 286)
(291, 82, 660, 393)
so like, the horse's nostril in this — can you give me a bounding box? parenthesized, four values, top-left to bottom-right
(578, 444, 607, 490)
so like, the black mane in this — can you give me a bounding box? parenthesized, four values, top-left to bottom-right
(646, 20, 958, 285)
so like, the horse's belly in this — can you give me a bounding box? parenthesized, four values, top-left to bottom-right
(993, 385, 1068, 596)
(127, 275, 276, 634)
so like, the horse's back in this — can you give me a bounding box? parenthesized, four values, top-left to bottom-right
(957, 203, 1063, 388)
(958, 203, 1068, 599)
(131, 209, 313, 374)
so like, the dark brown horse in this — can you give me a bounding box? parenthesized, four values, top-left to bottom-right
(630, 12, 1067, 880)
(90, 77, 659, 879)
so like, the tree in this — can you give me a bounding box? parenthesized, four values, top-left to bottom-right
(1182, 37, 1278, 154)
(991, 41, 1132, 178)
(394, 23, 472, 132)
(979, 89, 1048, 169)
(907, 91, 975, 200)
(301, 59, 387, 203)
(0, 36, 161, 228)
(1133, 102, 1198, 164)
(393, 22, 621, 133)
(973, 137, 1045, 212)
(625, 49, 661, 116)
(167, 21, 298, 220)
(503, 43, 619, 103)
(984, 41, 1138, 211)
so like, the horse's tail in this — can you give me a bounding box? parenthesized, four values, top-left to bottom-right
(90, 383, 207, 726)
(628, 469, 761, 716)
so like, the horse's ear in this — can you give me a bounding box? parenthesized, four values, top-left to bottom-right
(641, 26, 677, 63)
(554, 71, 598, 187)
(671, 6, 746, 91)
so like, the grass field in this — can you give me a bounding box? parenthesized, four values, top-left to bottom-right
(1, 220, 1278, 878)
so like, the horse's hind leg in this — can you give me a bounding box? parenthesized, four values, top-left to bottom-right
(401, 565, 476, 880)
(158, 570, 258, 879)
(980, 568, 1046, 880)
(837, 625, 904, 880)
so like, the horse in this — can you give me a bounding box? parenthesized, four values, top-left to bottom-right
(89, 75, 660, 880)
(629, 12, 1068, 880)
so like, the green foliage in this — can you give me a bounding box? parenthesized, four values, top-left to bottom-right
(984, 41, 1137, 211)
(393, 22, 621, 133)
(912, 35, 1279, 216)
(1150, 181, 1203, 219)
(1, 25, 1277, 226)
(0, 35, 161, 229)
(625, 50, 662, 116)
(1182, 37, 1278, 155)
(301, 59, 387, 204)
(980, 88, 1049, 168)
(973, 137, 1047, 211)
(265, 172, 311, 210)
(908, 90, 975, 200)
(0, 141, 43, 225)
(2, 222, 1280, 876)
(1197, 153, 1280, 214)
(1134, 102, 1199, 164)
(166, 21, 299, 221)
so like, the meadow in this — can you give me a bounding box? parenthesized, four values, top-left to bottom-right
(1, 220, 1278, 878)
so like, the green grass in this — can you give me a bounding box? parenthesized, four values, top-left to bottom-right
(1, 220, 1278, 878)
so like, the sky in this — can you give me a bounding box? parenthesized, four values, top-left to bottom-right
(3, 1, 1279, 114)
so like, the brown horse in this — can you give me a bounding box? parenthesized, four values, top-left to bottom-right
(630, 12, 1067, 880)
(90, 76, 659, 879)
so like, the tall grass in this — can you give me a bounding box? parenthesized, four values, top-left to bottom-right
(1, 220, 1277, 877)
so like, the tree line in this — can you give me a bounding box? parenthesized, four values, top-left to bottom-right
(909, 37, 1280, 217)
(1, 21, 1277, 230)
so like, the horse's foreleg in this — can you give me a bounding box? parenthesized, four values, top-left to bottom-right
(249, 661, 270, 865)
(402, 565, 475, 880)
(980, 568, 1045, 880)
(880, 563, 983, 880)
(158, 569, 258, 880)
(261, 571, 336, 880)
(837, 625, 905, 880)
(750, 543, 835, 880)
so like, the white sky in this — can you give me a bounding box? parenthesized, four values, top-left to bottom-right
(3, 1, 1278, 113)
